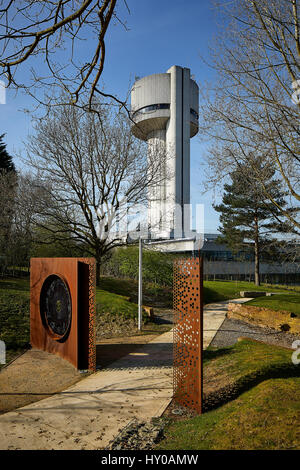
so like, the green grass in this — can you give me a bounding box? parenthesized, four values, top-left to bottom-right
(99, 275, 172, 307)
(0, 276, 147, 367)
(1, 275, 300, 448)
(0, 276, 296, 351)
(203, 279, 300, 318)
(100, 276, 290, 309)
(246, 293, 300, 317)
(100, 276, 290, 307)
(265, 283, 300, 293)
(161, 377, 300, 450)
(0, 276, 298, 370)
(203, 337, 295, 380)
(99, 276, 137, 298)
(0, 277, 30, 298)
(0, 282, 30, 352)
(96, 288, 144, 320)
(0, 283, 31, 369)
(158, 339, 300, 450)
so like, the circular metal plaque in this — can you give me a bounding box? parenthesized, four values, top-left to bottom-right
(40, 275, 72, 340)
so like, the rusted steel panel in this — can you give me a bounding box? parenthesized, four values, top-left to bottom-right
(78, 258, 96, 372)
(173, 256, 203, 414)
(30, 257, 96, 371)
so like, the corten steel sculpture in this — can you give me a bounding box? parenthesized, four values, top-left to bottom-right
(30, 257, 96, 371)
(173, 256, 203, 414)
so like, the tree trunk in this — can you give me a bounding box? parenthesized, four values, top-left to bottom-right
(254, 215, 260, 286)
(96, 261, 100, 287)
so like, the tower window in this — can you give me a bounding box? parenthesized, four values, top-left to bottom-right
(132, 103, 170, 118)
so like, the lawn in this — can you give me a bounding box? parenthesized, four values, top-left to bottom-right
(0, 275, 298, 368)
(100, 276, 291, 306)
(202, 279, 288, 304)
(0, 277, 30, 299)
(0, 274, 173, 369)
(246, 293, 300, 318)
(96, 288, 141, 320)
(0, 278, 30, 357)
(158, 339, 300, 450)
(203, 280, 300, 317)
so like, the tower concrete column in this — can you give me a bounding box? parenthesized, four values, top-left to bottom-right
(130, 65, 199, 239)
(147, 129, 166, 234)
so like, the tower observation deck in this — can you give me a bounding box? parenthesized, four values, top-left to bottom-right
(130, 65, 199, 239)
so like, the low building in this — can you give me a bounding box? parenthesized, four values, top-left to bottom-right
(200, 233, 300, 285)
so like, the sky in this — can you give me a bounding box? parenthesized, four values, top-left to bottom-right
(0, 0, 225, 234)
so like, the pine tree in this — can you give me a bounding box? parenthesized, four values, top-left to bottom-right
(0, 134, 15, 173)
(213, 157, 296, 286)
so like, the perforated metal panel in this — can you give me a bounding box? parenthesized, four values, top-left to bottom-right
(173, 256, 203, 414)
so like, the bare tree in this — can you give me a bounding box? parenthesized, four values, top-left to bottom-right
(200, 0, 300, 232)
(24, 99, 169, 284)
(0, 0, 130, 109)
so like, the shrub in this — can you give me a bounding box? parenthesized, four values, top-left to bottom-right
(101, 246, 177, 287)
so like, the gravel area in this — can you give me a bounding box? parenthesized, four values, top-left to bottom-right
(210, 317, 300, 350)
(108, 418, 166, 450)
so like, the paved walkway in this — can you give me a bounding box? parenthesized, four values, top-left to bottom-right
(0, 298, 251, 450)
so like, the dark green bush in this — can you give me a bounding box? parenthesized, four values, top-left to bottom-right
(101, 246, 178, 287)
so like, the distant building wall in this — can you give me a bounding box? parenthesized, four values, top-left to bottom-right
(202, 259, 300, 284)
(203, 260, 299, 275)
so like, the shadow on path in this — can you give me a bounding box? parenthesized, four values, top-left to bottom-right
(96, 342, 173, 370)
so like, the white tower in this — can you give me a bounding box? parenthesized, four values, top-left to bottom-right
(131, 65, 199, 239)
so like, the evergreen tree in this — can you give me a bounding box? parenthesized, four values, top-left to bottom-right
(213, 157, 296, 286)
(0, 134, 15, 173)
(0, 135, 17, 271)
